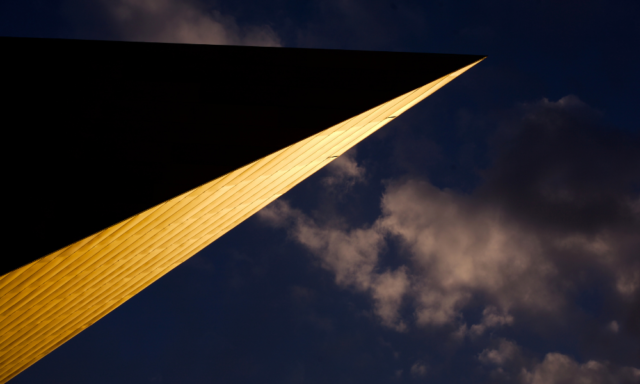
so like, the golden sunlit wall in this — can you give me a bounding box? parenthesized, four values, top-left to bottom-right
(0, 60, 480, 383)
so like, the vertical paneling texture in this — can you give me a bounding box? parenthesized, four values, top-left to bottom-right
(0, 60, 479, 383)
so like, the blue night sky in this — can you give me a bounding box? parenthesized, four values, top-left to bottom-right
(2, 0, 640, 383)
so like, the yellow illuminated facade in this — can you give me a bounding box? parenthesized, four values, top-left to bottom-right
(0, 59, 481, 382)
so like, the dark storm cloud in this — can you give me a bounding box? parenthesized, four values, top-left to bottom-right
(480, 95, 640, 236)
(478, 96, 640, 339)
(260, 95, 640, 375)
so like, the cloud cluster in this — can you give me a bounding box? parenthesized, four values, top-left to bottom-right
(479, 339, 640, 384)
(259, 199, 408, 331)
(100, 0, 281, 46)
(483, 96, 640, 293)
(260, 177, 555, 332)
(379, 179, 558, 327)
(260, 96, 640, 337)
(521, 353, 640, 384)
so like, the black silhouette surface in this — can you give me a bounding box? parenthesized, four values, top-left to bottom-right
(1, 36, 482, 276)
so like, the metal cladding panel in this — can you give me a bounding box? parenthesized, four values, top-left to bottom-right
(1, 36, 484, 275)
(0, 37, 483, 383)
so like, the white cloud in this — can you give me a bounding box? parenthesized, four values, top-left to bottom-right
(379, 180, 557, 326)
(479, 339, 520, 366)
(520, 353, 640, 384)
(616, 270, 640, 297)
(410, 361, 427, 378)
(258, 200, 408, 331)
(322, 149, 366, 192)
(451, 323, 469, 341)
(470, 306, 514, 336)
(479, 340, 640, 384)
(370, 268, 410, 331)
(101, 0, 281, 46)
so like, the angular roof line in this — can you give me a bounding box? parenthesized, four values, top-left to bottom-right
(0, 37, 483, 382)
